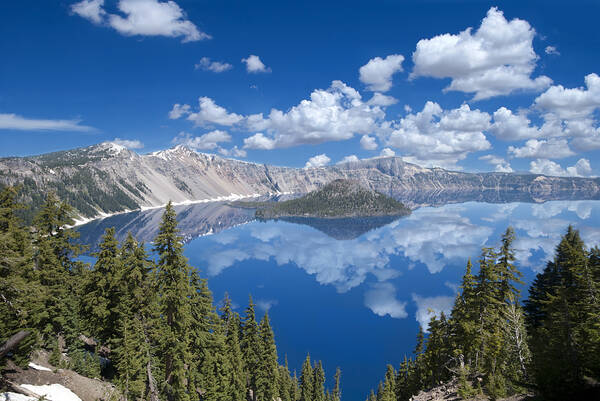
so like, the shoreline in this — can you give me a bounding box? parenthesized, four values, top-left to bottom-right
(70, 191, 294, 228)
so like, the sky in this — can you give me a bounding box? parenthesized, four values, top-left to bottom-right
(1, 0, 600, 175)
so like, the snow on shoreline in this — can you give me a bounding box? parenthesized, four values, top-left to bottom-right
(70, 191, 293, 228)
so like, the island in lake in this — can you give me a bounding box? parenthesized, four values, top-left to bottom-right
(233, 179, 412, 219)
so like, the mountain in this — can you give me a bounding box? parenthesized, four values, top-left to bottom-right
(253, 179, 411, 218)
(2, 141, 600, 222)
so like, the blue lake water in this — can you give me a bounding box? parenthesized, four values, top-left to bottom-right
(77, 199, 600, 401)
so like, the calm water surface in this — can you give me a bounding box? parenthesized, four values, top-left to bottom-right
(77, 199, 600, 401)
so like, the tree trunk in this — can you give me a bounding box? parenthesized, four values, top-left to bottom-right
(0, 330, 30, 358)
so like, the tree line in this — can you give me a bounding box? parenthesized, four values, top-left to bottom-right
(368, 226, 600, 400)
(0, 187, 341, 401)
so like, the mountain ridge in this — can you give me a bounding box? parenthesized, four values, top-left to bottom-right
(1, 141, 600, 223)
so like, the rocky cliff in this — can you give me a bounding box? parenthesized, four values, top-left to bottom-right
(1, 142, 599, 222)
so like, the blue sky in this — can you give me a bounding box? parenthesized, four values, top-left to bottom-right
(1, 0, 600, 175)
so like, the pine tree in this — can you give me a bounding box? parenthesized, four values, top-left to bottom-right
(154, 202, 192, 401)
(81, 227, 123, 345)
(379, 365, 396, 401)
(221, 295, 246, 401)
(332, 367, 341, 401)
(299, 354, 314, 401)
(0, 186, 42, 366)
(242, 295, 261, 401)
(313, 360, 325, 401)
(32, 192, 84, 348)
(256, 312, 279, 401)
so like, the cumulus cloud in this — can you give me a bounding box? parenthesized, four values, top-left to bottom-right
(367, 93, 398, 107)
(195, 57, 232, 73)
(0, 113, 94, 132)
(304, 153, 331, 168)
(379, 148, 395, 157)
(218, 146, 247, 158)
(479, 154, 513, 172)
(359, 54, 405, 92)
(337, 155, 360, 164)
(545, 46, 560, 56)
(508, 138, 575, 159)
(172, 130, 231, 150)
(71, 0, 210, 42)
(534, 73, 600, 119)
(112, 138, 144, 149)
(360, 135, 378, 150)
(241, 55, 271, 73)
(364, 283, 408, 319)
(412, 294, 455, 332)
(385, 102, 491, 169)
(71, 0, 106, 24)
(489, 107, 541, 141)
(244, 81, 385, 149)
(411, 7, 551, 100)
(530, 158, 593, 177)
(169, 97, 243, 127)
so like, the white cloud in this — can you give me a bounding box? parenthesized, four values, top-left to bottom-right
(72, 0, 210, 42)
(218, 146, 247, 158)
(244, 81, 385, 149)
(0, 113, 94, 132)
(242, 133, 275, 150)
(379, 148, 395, 157)
(112, 138, 144, 149)
(364, 283, 407, 319)
(411, 7, 551, 100)
(337, 155, 360, 164)
(168, 103, 191, 119)
(508, 138, 575, 159)
(172, 130, 231, 150)
(255, 299, 278, 311)
(479, 154, 513, 172)
(530, 158, 594, 177)
(71, 0, 106, 24)
(169, 97, 243, 127)
(241, 55, 271, 73)
(489, 107, 540, 141)
(412, 294, 455, 332)
(359, 54, 405, 92)
(386, 102, 491, 169)
(360, 135, 378, 150)
(545, 46, 560, 56)
(195, 57, 232, 73)
(366, 93, 398, 107)
(534, 73, 600, 119)
(304, 153, 331, 168)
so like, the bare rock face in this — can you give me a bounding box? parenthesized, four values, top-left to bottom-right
(1, 142, 600, 222)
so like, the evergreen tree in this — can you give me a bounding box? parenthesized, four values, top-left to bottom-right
(313, 360, 325, 401)
(154, 202, 193, 401)
(241, 295, 261, 401)
(256, 312, 279, 401)
(221, 295, 246, 401)
(0, 186, 41, 366)
(332, 367, 341, 401)
(299, 354, 314, 401)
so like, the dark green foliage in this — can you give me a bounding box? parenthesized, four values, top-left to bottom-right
(525, 226, 600, 400)
(253, 179, 411, 219)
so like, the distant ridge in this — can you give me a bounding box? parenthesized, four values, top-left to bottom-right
(1, 142, 599, 223)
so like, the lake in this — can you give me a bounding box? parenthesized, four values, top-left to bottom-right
(76, 199, 600, 401)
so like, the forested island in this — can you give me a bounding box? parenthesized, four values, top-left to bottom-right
(235, 179, 411, 219)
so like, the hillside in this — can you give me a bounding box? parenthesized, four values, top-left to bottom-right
(253, 179, 411, 218)
(1, 142, 600, 223)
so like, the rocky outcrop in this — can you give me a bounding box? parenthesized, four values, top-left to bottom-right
(1, 142, 599, 222)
